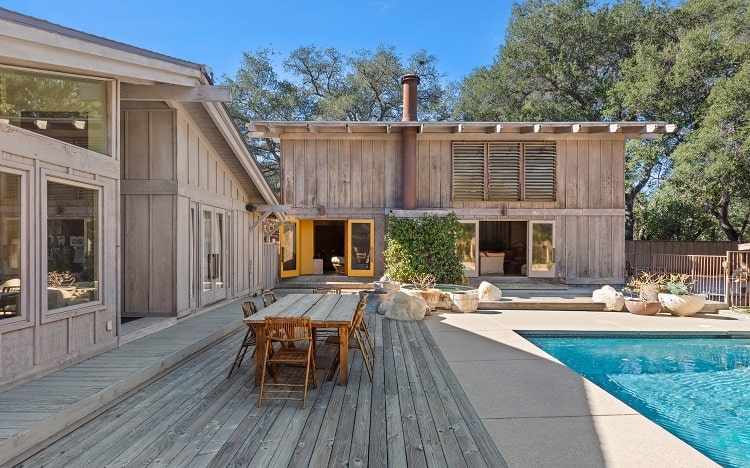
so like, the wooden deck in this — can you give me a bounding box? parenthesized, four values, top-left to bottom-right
(14, 312, 506, 467)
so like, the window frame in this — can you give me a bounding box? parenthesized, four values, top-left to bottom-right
(452, 142, 557, 202)
(42, 173, 103, 322)
(0, 164, 30, 329)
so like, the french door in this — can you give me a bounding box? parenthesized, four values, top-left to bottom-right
(346, 220, 374, 277)
(201, 206, 227, 304)
(457, 221, 479, 277)
(279, 219, 299, 278)
(528, 221, 555, 278)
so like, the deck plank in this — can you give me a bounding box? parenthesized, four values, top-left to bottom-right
(16, 313, 506, 467)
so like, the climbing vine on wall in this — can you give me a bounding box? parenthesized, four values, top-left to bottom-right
(384, 213, 464, 284)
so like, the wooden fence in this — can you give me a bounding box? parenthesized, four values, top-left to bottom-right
(626, 242, 749, 306)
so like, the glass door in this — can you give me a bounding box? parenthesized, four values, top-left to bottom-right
(201, 207, 227, 304)
(346, 220, 374, 277)
(528, 221, 555, 278)
(457, 221, 479, 278)
(280, 219, 300, 278)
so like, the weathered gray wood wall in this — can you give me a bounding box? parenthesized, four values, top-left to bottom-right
(0, 124, 119, 391)
(281, 133, 627, 283)
(121, 103, 265, 318)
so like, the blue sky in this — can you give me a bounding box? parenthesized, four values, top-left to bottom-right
(2, 1, 512, 83)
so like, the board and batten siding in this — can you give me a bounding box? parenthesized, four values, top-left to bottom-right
(0, 124, 119, 391)
(121, 105, 263, 318)
(281, 132, 627, 283)
(282, 137, 402, 212)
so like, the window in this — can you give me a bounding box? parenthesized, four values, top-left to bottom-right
(452, 142, 556, 201)
(0, 67, 109, 155)
(0, 171, 21, 319)
(47, 181, 99, 310)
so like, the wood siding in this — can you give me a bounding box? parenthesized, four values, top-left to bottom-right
(281, 133, 627, 283)
(121, 104, 265, 318)
(0, 124, 119, 391)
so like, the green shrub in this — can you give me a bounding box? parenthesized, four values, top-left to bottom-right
(383, 213, 464, 284)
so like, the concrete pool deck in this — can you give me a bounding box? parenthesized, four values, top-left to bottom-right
(424, 306, 750, 468)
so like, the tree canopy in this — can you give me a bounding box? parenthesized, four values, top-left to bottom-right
(223, 45, 456, 196)
(456, 0, 750, 242)
(226, 1, 750, 242)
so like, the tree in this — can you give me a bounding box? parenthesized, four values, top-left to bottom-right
(611, 0, 750, 241)
(455, 0, 671, 240)
(224, 45, 455, 196)
(455, 0, 667, 121)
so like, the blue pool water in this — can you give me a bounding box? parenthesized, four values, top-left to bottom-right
(523, 334, 750, 468)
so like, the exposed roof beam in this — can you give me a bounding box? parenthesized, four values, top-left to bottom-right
(306, 123, 316, 133)
(121, 83, 231, 102)
(486, 124, 503, 134)
(453, 124, 465, 134)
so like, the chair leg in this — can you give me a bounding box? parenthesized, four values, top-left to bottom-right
(326, 353, 340, 381)
(355, 330, 373, 382)
(227, 328, 252, 379)
(258, 341, 272, 407)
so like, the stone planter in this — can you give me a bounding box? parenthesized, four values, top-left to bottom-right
(450, 290, 479, 313)
(414, 289, 441, 311)
(658, 293, 707, 317)
(373, 281, 400, 301)
(623, 299, 661, 315)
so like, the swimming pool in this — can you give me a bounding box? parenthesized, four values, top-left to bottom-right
(522, 333, 750, 468)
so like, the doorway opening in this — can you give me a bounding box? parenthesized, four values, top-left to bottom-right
(314, 220, 346, 273)
(479, 221, 527, 276)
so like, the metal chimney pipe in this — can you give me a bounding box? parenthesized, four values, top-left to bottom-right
(401, 74, 420, 122)
(401, 74, 419, 209)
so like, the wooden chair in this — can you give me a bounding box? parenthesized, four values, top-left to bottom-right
(324, 298, 373, 382)
(226, 301, 258, 379)
(258, 316, 318, 409)
(262, 290, 277, 307)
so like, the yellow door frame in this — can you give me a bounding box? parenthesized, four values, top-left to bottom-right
(346, 220, 374, 277)
(279, 219, 300, 278)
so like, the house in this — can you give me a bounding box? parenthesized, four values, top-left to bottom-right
(0, 8, 279, 390)
(248, 74, 675, 284)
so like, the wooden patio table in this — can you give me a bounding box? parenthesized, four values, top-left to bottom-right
(245, 293, 359, 386)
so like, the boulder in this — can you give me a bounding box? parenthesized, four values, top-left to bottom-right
(373, 280, 400, 301)
(381, 291, 429, 321)
(592, 285, 625, 311)
(478, 281, 503, 301)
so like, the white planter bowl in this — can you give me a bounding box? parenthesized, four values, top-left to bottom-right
(658, 293, 707, 317)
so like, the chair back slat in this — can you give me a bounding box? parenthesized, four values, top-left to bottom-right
(265, 316, 312, 343)
(262, 290, 277, 307)
(242, 301, 258, 319)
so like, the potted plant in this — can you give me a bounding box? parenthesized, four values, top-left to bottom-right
(622, 272, 664, 315)
(410, 273, 442, 310)
(658, 274, 706, 317)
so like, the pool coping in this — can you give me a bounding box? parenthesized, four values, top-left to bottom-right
(424, 308, 750, 467)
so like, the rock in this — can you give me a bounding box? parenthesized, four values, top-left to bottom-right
(382, 291, 429, 321)
(373, 280, 400, 300)
(592, 285, 625, 311)
(478, 281, 503, 301)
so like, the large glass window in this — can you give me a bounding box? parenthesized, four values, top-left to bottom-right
(0, 67, 108, 155)
(0, 171, 21, 319)
(47, 181, 99, 310)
